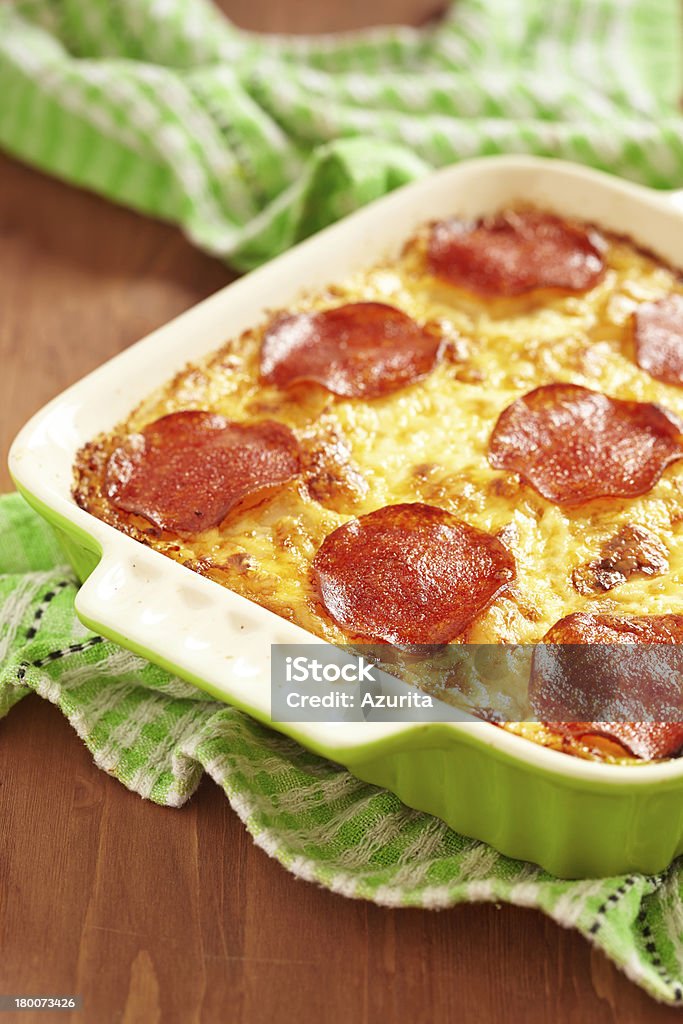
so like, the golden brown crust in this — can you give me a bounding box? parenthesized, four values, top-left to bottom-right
(501, 722, 642, 764)
(298, 417, 368, 512)
(572, 524, 669, 595)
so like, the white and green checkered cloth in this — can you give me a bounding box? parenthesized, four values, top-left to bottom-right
(4, 0, 683, 1005)
(1, 0, 683, 269)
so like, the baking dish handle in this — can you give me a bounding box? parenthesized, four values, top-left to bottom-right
(72, 545, 323, 719)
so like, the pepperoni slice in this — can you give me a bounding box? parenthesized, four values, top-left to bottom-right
(633, 294, 683, 386)
(530, 613, 683, 760)
(260, 302, 444, 398)
(488, 384, 683, 506)
(105, 411, 300, 533)
(427, 211, 605, 298)
(311, 503, 515, 645)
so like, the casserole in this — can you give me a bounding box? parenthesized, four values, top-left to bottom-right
(10, 156, 683, 878)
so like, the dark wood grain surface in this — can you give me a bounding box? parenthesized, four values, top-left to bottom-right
(2, 3, 683, 1020)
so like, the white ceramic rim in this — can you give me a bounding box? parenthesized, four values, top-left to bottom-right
(10, 154, 683, 785)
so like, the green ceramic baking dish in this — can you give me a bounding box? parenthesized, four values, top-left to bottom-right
(11, 156, 683, 879)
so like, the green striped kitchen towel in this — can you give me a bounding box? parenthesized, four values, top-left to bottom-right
(3, 491, 683, 1005)
(1, 0, 683, 270)
(5, 0, 683, 1006)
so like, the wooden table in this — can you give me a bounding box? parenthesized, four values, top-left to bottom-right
(2, 5, 683, 1020)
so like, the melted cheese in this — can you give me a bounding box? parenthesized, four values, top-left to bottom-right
(74, 219, 683, 710)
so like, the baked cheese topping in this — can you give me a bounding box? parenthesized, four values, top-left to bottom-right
(73, 210, 683, 759)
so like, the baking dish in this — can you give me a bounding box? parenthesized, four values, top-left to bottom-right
(10, 155, 683, 879)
